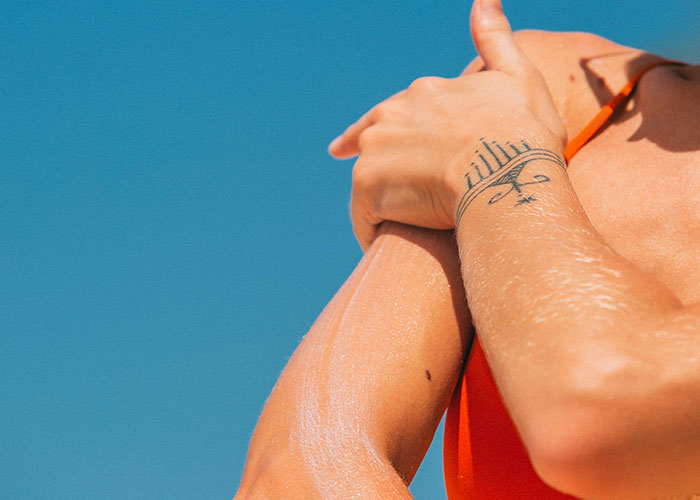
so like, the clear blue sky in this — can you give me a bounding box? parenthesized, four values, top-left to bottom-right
(1, 1, 697, 499)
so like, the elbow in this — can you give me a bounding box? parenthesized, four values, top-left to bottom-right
(235, 440, 327, 499)
(521, 353, 663, 499)
(526, 426, 629, 500)
(236, 421, 411, 500)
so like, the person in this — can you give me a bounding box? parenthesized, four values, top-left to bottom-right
(234, 0, 700, 498)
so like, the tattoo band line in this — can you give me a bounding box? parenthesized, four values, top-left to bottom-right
(455, 138, 566, 226)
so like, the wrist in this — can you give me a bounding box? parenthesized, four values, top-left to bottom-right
(452, 132, 565, 229)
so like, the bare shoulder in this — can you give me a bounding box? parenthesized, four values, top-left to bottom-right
(466, 30, 661, 140)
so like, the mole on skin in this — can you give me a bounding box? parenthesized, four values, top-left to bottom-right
(425, 369, 432, 381)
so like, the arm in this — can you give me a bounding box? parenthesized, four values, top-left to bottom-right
(235, 222, 471, 499)
(331, 0, 700, 497)
(454, 132, 700, 499)
(451, 9, 700, 498)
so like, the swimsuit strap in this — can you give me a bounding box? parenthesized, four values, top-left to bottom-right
(564, 60, 685, 162)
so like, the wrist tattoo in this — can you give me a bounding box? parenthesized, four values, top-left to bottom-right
(455, 138, 565, 226)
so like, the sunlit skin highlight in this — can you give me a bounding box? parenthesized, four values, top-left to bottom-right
(235, 0, 700, 497)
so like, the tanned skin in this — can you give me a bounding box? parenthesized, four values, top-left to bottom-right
(235, 1, 700, 498)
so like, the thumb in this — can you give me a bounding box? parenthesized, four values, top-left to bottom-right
(470, 0, 528, 75)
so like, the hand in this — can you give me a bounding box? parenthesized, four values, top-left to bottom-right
(329, 0, 566, 251)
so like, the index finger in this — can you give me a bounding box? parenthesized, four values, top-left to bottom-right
(328, 106, 377, 159)
(328, 89, 406, 159)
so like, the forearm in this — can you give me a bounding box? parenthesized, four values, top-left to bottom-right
(453, 133, 700, 497)
(457, 133, 677, 416)
(237, 417, 411, 500)
(236, 222, 471, 499)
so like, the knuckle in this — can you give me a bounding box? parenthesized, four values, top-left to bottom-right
(368, 198, 383, 224)
(371, 103, 390, 121)
(373, 100, 407, 123)
(409, 76, 442, 92)
(350, 192, 374, 237)
(357, 127, 379, 150)
(350, 205, 364, 242)
(351, 161, 371, 190)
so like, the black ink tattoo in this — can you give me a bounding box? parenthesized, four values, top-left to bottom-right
(455, 138, 565, 226)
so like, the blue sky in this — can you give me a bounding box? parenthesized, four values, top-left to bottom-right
(1, 1, 697, 499)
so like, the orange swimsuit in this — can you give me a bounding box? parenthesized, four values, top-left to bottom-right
(442, 60, 682, 500)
